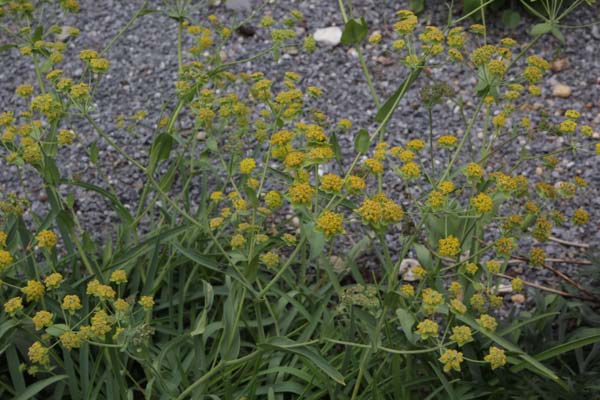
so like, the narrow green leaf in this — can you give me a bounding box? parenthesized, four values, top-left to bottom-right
(375, 68, 422, 123)
(14, 375, 68, 400)
(259, 337, 345, 385)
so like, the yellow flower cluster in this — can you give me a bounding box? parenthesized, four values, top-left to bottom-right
(110, 269, 128, 284)
(3, 297, 23, 316)
(477, 314, 498, 332)
(87, 279, 116, 300)
(470, 192, 493, 214)
(289, 183, 315, 205)
(44, 272, 63, 290)
(22, 280, 45, 302)
(36, 230, 57, 248)
(62, 294, 82, 314)
(416, 319, 438, 340)
(32, 310, 53, 330)
(260, 251, 279, 269)
(439, 349, 464, 372)
(422, 288, 444, 314)
(240, 158, 256, 174)
(484, 346, 507, 369)
(450, 325, 473, 346)
(316, 211, 344, 238)
(438, 235, 460, 258)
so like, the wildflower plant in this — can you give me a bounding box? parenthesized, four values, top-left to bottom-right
(0, 0, 599, 398)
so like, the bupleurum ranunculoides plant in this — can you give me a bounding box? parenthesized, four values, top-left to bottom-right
(0, 0, 598, 396)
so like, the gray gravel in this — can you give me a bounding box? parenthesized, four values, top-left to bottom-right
(0, 0, 598, 280)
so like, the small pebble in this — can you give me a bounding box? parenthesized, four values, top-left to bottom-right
(552, 83, 572, 98)
(313, 27, 342, 46)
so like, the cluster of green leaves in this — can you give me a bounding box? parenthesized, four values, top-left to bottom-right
(409, 0, 596, 33)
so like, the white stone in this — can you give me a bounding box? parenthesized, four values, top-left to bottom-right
(398, 258, 421, 282)
(552, 83, 572, 98)
(313, 27, 342, 46)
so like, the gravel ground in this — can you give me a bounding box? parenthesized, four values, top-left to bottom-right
(0, 1, 598, 289)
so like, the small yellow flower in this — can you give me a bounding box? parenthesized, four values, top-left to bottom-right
(356, 199, 383, 224)
(90, 57, 110, 72)
(559, 120, 577, 133)
(494, 237, 514, 258)
(565, 109, 580, 120)
(321, 174, 344, 192)
(240, 158, 256, 174)
(449, 298, 467, 314)
(0, 250, 14, 270)
(3, 297, 23, 316)
(484, 346, 507, 369)
(230, 234, 246, 248)
(337, 118, 352, 129)
(62, 294, 82, 314)
(529, 248, 545, 267)
(346, 175, 366, 192)
(36, 230, 57, 248)
(111, 298, 129, 313)
(368, 32, 382, 44)
(399, 162, 420, 179)
(22, 280, 45, 302)
(573, 208, 589, 225)
(465, 263, 478, 275)
(464, 163, 483, 180)
(28, 341, 49, 365)
(438, 235, 460, 258)
(91, 310, 112, 336)
(400, 284, 414, 297)
(288, 183, 315, 205)
(80, 49, 99, 61)
(486, 260, 501, 274)
(492, 114, 506, 128)
(32, 310, 53, 330)
(477, 314, 498, 332)
(392, 39, 406, 50)
(264, 191, 282, 209)
(439, 181, 454, 194)
(437, 135, 458, 147)
(44, 273, 63, 290)
(416, 319, 439, 340)
(110, 269, 128, 284)
(512, 277, 524, 292)
(488, 59, 507, 77)
(260, 251, 279, 269)
(139, 296, 154, 310)
(449, 281, 462, 297)
(422, 288, 444, 315)
(58, 129, 75, 145)
(471, 193, 493, 213)
(16, 84, 34, 97)
(60, 331, 82, 350)
(450, 325, 473, 347)
(470, 293, 486, 312)
(70, 83, 90, 99)
(364, 158, 384, 175)
(427, 190, 444, 209)
(439, 349, 464, 372)
(316, 211, 344, 239)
